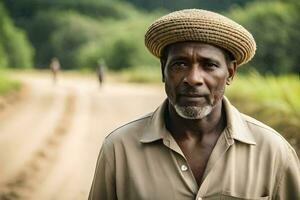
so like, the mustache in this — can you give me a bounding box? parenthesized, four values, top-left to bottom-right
(177, 85, 208, 96)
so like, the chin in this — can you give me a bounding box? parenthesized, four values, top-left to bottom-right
(174, 104, 213, 120)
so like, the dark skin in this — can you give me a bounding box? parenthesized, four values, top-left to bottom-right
(161, 42, 237, 186)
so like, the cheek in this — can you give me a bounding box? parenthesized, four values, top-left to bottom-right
(164, 76, 179, 102)
(211, 78, 227, 102)
(165, 79, 175, 97)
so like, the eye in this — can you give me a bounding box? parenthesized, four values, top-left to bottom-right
(170, 61, 188, 70)
(205, 62, 219, 69)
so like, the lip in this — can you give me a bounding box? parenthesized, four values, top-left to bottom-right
(180, 95, 205, 100)
(179, 94, 206, 98)
(179, 94, 207, 103)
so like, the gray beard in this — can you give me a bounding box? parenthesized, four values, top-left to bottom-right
(174, 104, 213, 119)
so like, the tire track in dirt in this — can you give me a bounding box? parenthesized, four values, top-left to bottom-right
(0, 73, 166, 200)
(0, 87, 59, 185)
(0, 90, 76, 200)
(28, 85, 93, 200)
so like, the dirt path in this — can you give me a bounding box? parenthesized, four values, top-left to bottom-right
(0, 72, 165, 200)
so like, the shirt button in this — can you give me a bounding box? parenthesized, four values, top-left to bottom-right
(181, 164, 188, 171)
(197, 197, 202, 200)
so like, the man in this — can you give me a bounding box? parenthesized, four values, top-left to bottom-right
(49, 57, 60, 84)
(89, 9, 300, 200)
(96, 59, 105, 87)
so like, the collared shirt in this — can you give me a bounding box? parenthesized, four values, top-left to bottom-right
(89, 97, 300, 200)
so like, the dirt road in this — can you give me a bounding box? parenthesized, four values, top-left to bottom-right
(0, 72, 165, 200)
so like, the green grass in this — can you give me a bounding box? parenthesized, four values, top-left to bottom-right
(0, 71, 21, 95)
(226, 72, 300, 154)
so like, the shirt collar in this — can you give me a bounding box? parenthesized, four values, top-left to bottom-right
(139, 99, 169, 143)
(222, 97, 256, 145)
(140, 97, 256, 145)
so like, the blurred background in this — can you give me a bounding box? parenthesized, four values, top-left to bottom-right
(0, 0, 299, 199)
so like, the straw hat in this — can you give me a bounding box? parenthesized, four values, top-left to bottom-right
(145, 9, 256, 66)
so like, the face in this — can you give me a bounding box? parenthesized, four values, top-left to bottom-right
(161, 42, 236, 119)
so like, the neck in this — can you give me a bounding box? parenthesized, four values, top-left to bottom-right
(165, 99, 226, 140)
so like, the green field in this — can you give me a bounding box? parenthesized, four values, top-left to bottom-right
(0, 71, 21, 95)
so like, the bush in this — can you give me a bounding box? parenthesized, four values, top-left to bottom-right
(96, 14, 161, 71)
(106, 39, 138, 70)
(49, 11, 105, 69)
(14, 3, 160, 70)
(25, 10, 62, 68)
(0, 70, 21, 95)
(3, 0, 136, 20)
(0, 2, 34, 68)
(226, 72, 300, 154)
(0, 44, 8, 68)
(73, 13, 161, 71)
(228, 1, 300, 74)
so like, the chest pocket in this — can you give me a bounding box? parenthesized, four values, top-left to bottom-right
(203, 194, 269, 200)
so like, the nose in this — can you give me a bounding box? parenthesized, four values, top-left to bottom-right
(183, 65, 204, 86)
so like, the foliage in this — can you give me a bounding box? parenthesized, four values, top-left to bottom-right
(61, 12, 161, 70)
(121, 0, 250, 11)
(3, 0, 136, 21)
(49, 11, 105, 69)
(0, 2, 33, 68)
(0, 71, 21, 95)
(95, 15, 160, 71)
(24, 10, 62, 67)
(0, 41, 8, 68)
(3, 0, 158, 70)
(226, 72, 300, 153)
(228, 1, 300, 74)
(1, 0, 300, 74)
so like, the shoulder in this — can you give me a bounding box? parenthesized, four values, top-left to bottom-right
(102, 112, 153, 148)
(239, 111, 300, 185)
(241, 112, 296, 157)
(240, 113, 300, 198)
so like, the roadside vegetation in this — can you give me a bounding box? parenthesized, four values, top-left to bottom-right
(226, 72, 300, 154)
(0, 71, 21, 96)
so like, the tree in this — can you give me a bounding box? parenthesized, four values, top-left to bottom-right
(228, 1, 300, 74)
(49, 11, 104, 69)
(0, 2, 33, 68)
(121, 0, 251, 11)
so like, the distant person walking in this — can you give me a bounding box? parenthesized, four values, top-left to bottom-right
(96, 59, 105, 87)
(50, 57, 60, 84)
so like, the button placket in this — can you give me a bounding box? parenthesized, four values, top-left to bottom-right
(170, 151, 198, 194)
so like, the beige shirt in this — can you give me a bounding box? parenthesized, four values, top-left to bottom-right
(89, 98, 300, 200)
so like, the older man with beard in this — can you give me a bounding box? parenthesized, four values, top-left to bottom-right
(89, 9, 300, 200)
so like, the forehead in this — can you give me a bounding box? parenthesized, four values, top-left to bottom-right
(166, 42, 226, 62)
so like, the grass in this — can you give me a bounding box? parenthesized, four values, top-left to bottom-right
(226, 72, 300, 154)
(0, 70, 21, 96)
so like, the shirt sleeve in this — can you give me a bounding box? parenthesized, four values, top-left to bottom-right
(274, 147, 300, 200)
(88, 140, 117, 200)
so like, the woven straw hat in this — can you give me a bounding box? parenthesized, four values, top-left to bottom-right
(145, 9, 256, 66)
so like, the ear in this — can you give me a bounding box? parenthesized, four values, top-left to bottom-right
(160, 58, 166, 83)
(226, 60, 237, 85)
